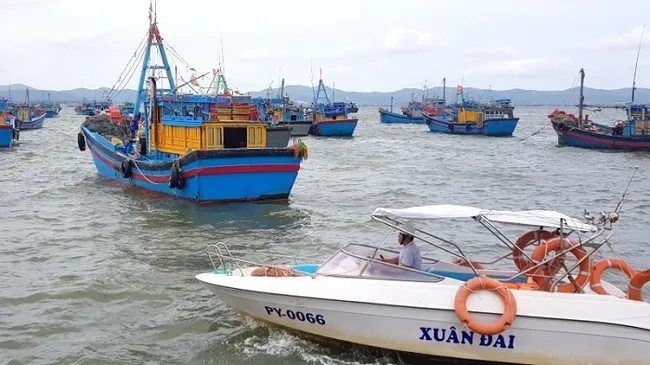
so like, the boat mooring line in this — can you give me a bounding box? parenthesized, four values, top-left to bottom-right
(518, 125, 548, 142)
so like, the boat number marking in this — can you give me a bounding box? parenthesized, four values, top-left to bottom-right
(264, 306, 326, 325)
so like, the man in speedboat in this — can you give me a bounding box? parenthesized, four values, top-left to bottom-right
(378, 221, 422, 271)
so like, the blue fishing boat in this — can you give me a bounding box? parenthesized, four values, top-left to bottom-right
(15, 89, 46, 130)
(378, 78, 447, 124)
(75, 100, 110, 116)
(252, 79, 312, 137)
(345, 99, 358, 113)
(41, 93, 61, 118)
(0, 99, 18, 147)
(77, 4, 307, 203)
(120, 102, 135, 116)
(309, 71, 358, 137)
(424, 85, 519, 136)
(549, 68, 650, 150)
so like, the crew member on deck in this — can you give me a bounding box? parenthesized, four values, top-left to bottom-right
(379, 221, 422, 271)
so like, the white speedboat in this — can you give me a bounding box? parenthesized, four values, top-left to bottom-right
(196, 203, 650, 364)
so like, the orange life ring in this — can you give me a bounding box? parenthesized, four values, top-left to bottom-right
(527, 237, 590, 293)
(513, 230, 561, 273)
(628, 269, 650, 302)
(590, 259, 638, 295)
(501, 280, 539, 291)
(251, 266, 302, 277)
(452, 258, 485, 269)
(454, 276, 517, 335)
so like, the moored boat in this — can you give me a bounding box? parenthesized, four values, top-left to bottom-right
(0, 99, 18, 147)
(309, 71, 358, 137)
(424, 88, 519, 136)
(549, 68, 650, 150)
(196, 181, 650, 364)
(345, 99, 358, 113)
(77, 5, 307, 203)
(379, 79, 447, 124)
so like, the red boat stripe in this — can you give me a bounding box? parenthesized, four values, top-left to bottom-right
(317, 119, 357, 125)
(87, 143, 300, 184)
(563, 130, 650, 148)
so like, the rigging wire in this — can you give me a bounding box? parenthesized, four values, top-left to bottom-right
(103, 30, 149, 102)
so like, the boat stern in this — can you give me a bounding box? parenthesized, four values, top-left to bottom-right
(310, 119, 358, 136)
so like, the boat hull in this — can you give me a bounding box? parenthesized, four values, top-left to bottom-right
(45, 110, 58, 118)
(82, 128, 303, 203)
(197, 274, 650, 365)
(18, 113, 46, 130)
(379, 110, 425, 124)
(426, 116, 519, 136)
(0, 124, 14, 147)
(285, 121, 311, 137)
(310, 119, 357, 136)
(552, 122, 650, 150)
(266, 125, 292, 147)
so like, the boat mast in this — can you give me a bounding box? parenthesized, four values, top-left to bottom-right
(442, 77, 446, 106)
(631, 25, 645, 103)
(132, 1, 176, 152)
(578, 68, 585, 129)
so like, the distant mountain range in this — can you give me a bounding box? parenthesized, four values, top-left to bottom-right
(0, 83, 648, 107)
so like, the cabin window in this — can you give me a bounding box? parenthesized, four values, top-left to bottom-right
(216, 127, 222, 146)
(207, 127, 215, 146)
(256, 127, 263, 144)
(224, 127, 247, 148)
(290, 114, 297, 121)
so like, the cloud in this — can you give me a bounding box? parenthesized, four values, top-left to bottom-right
(464, 46, 518, 58)
(239, 48, 272, 61)
(322, 27, 440, 60)
(380, 27, 440, 54)
(587, 26, 649, 51)
(465, 57, 551, 77)
(328, 66, 351, 73)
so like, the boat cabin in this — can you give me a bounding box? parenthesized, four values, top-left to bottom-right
(626, 104, 650, 136)
(313, 101, 348, 122)
(144, 94, 268, 157)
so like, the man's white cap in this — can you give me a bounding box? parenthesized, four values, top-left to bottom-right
(398, 221, 416, 236)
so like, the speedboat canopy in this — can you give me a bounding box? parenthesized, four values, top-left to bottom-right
(372, 204, 597, 232)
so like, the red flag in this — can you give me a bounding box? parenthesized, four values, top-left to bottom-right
(212, 68, 217, 76)
(456, 85, 464, 94)
(148, 1, 153, 23)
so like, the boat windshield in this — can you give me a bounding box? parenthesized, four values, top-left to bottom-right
(314, 243, 444, 282)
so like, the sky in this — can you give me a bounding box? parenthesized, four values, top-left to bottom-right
(1, 0, 650, 93)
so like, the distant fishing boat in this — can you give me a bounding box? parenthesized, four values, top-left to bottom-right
(549, 68, 650, 150)
(378, 78, 447, 124)
(309, 71, 358, 137)
(15, 89, 46, 130)
(345, 99, 358, 113)
(120, 102, 135, 116)
(78, 4, 307, 203)
(0, 99, 18, 147)
(424, 85, 519, 136)
(252, 79, 312, 137)
(75, 100, 110, 116)
(41, 93, 60, 118)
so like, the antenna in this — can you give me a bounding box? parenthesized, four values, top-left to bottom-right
(631, 24, 645, 103)
(614, 165, 639, 215)
(221, 39, 226, 76)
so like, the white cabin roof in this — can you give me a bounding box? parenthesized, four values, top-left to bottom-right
(372, 204, 597, 232)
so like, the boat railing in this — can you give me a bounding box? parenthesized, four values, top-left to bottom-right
(493, 212, 617, 291)
(371, 214, 482, 275)
(371, 208, 615, 283)
(313, 242, 447, 282)
(206, 242, 320, 277)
